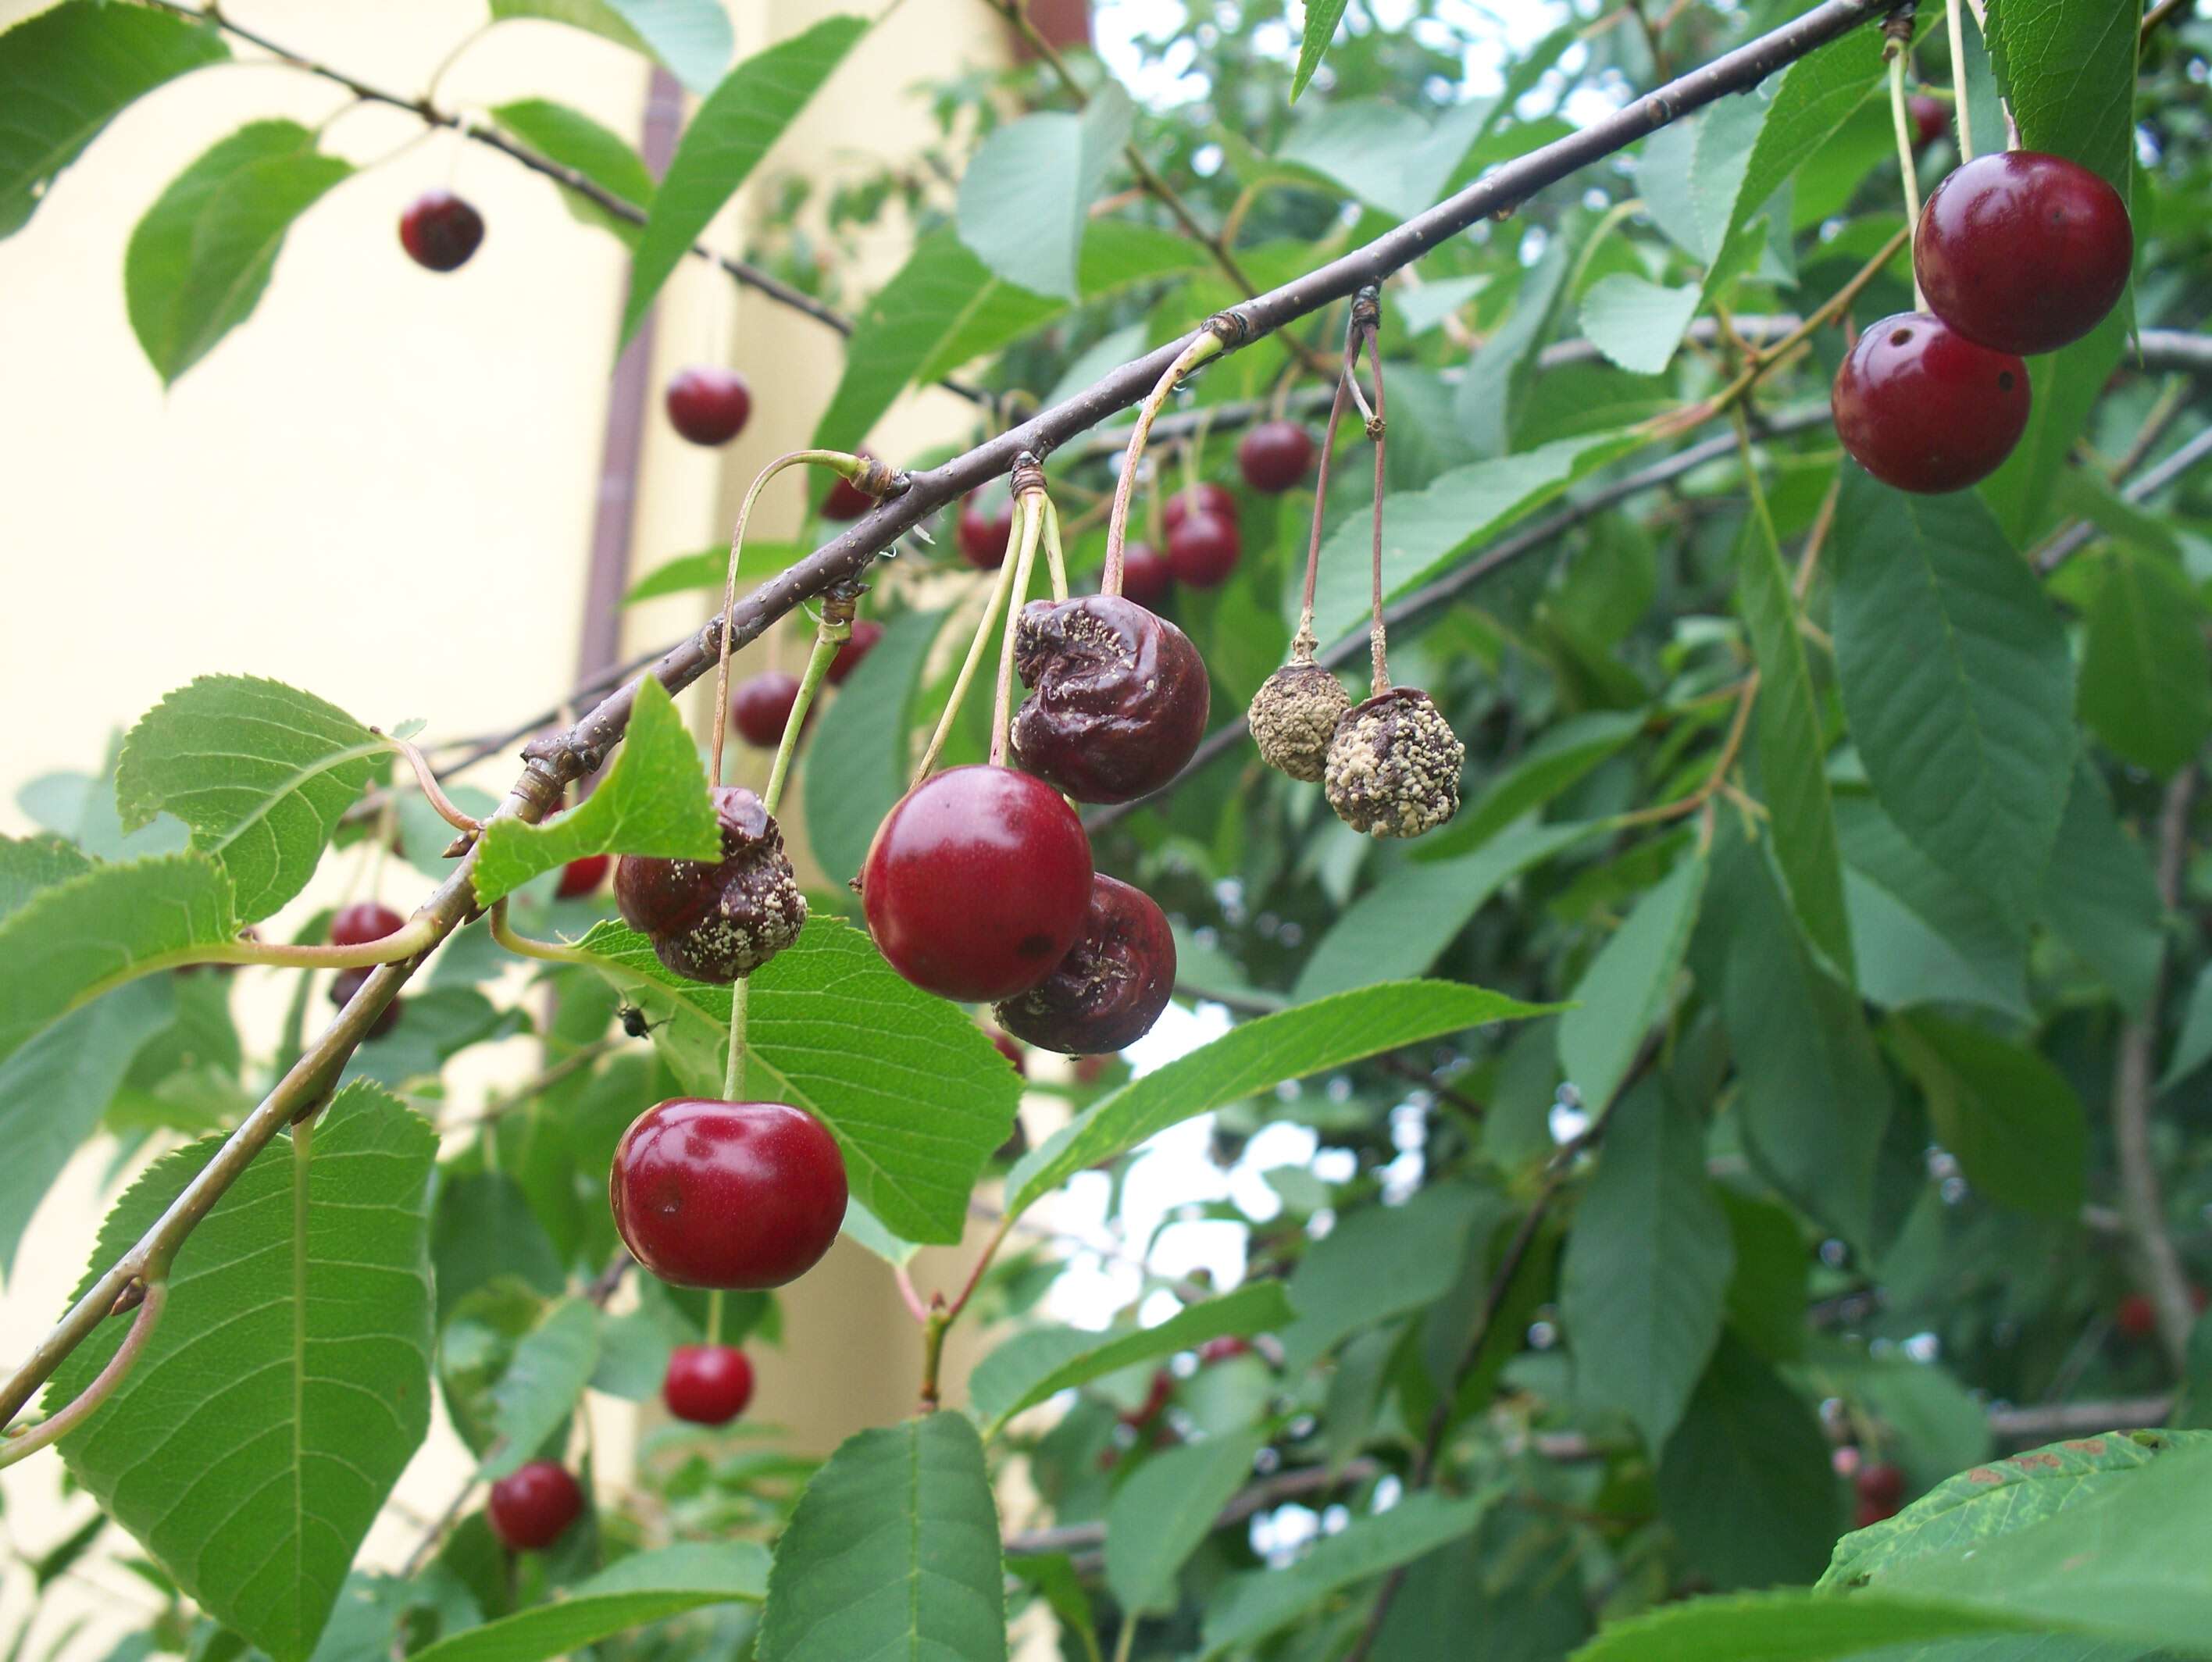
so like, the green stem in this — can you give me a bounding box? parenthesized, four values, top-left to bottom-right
(1103, 330, 1226, 595)
(1040, 497, 1071, 603)
(989, 497, 1046, 767)
(723, 977, 749, 1100)
(1886, 51, 1925, 307)
(488, 899, 590, 967)
(1945, 0, 1974, 162)
(706, 1289, 725, 1347)
(763, 626, 840, 817)
(0, 1282, 167, 1470)
(914, 530, 1027, 785)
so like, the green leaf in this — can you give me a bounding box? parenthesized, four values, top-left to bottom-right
(0, 0, 229, 239)
(1979, 313, 2127, 548)
(1830, 473, 2076, 929)
(758, 1412, 1004, 1662)
(955, 86, 1132, 301)
(407, 1543, 767, 1662)
(2038, 761, 2165, 1014)
(1290, 0, 1348, 99)
(433, 1175, 565, 1325)
(621, 541, 801, 605)
(480, 1299, 600, 1479)
(1566, 1591, 2039, 1662)
(573, 918, 1018, 1244)
(1826, 1354, 1994, 1499)
(1008, 981, 1553, 1218)
(1560, 1083, 1734, 1451)
(1558, 853, 1707, 1114)
(1836, 795, 2029, 1021)
(123, 123, 351, 384)
(1106, 1426, 1270, 1615)
(0, 833, 92, 923)
(47, 1084, 436, 1662)
(619, 16, 867, 345)
(1454, 236, 1574, 457)
(1637, 94, 1764, 266)
(489, 98, 652, 244)
(969, 1282, 1293, 1437)
(1277, 1182, 1504, 1372)
(2160, 965, 2212, 1092)
(803, 610, 943, 886)
(1578, 273, 1704, 375)
(1424, 712, 1645, 858)
(1720, 1191, 1809, 1365)
(472, 678, 719, 905)
(1890, 1015, 2086, 1219)
(1986, 0, 2138, 201)
(487, 0, 733, 93)
(116, 676, 385, 922)
(2079, 548, 2212, 778)
(344, 987, 527, 1093)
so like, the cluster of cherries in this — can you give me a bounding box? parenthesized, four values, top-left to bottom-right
(1832, 148, 2133, 494)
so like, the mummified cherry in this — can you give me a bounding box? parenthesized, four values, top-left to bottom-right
(1167, 509, 1240, 589)
(1121, 543, 1171, 608)
(665, 366, 752, 447)
(861, 765, 1093, 1002)
(958, 493, 1018, 569)
(487, 1461, 583, 1550)
(399, 189, 484, 272)
(1908, 95, 1947, 152)
(1325, 687, 1465, 838)
(1831, 312, 2028, 494)
(994, 874, 1176, 1055)
(828, 619, 884, 685)
(614, 785, 806, 983)
(610, 1097, 847, 1289)
(557, 854, 609, 899)
(330, 901, 405, 947)
(1162, 480, 1235, 532)
(1915, 152, 2132, 358)
(1010, 596, 1210, 804)
(731, 670, 801, 747)
(663, 1343, 755, 1425)
(1238, 421, 1316, 492)
(330, 967, 401, 1040)
(822, 451, 882, 521)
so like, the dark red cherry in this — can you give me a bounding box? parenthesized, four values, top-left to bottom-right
(665, 366, 752, 447)
(1166, 508, 1241, 588)
(822, 451, 882, 520)
(487, 1460, 583, 1550)
(1197, 1336, 1250, 1364)
(610, 1097, 847, 1289)
(1908, 95, 1946, 152)
(399, 189, 483, 272)
(1855, 1462, 1906, 1510)
(1010, 596, 1209, 803)
(1121, 543, 1171, 608)
(662, 1343, 755, 1425)
(828, 619, 884, 685)
(330, 901, 405, 947)
(1915, 152, 2132, 357)
(861, 765, 1093, 1002)
(2117, 1291, 2158, 1339)
(1238, 421, 1316, 492)
(994, 874, 1176, 1055)
(557, 854, 609, 899)
(329, 967, 401, 1040)
(991, 1031, 1027, 1075)
(614, 785, 807, 983)
(1162, 480, 1235, 532)
(1831, 312, 2028, 494)
(957, 493, 1017, 569)
(731, 671, 801, 748)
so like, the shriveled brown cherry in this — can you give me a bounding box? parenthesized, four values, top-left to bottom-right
(1239, 421, 1315, 492)
(1831, 312, 2028, 494)
(828, 620, 884, 685)
(1162, 480, 1235, 531)
(330, 901, 405, 947)
(1121, 543, 1171, 607)
(487, 1460, 583, 1550)
(958, 493, 1017, 569)
(614, 785, 806, 983)
(1010, 596, 1209, 803)
(665, 366, 752, 447)
(399, 189, 484, 272)
(994, 874, 1176, 1055)
(1915, 151, 2132, 357)
(330, 966, 401, 1040)
(663, 1343, 755, 1425)
(1167, 509, 1240, 588)
(731, 670, 801, 747)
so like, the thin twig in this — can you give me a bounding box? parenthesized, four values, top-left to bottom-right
(379, 729, 483, 833)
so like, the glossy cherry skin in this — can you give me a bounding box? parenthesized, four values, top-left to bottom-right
(610, 1098, 847, 1289)
(663, 1343, 755, 1425)
(1908, 95, 1946, 152)
(1915, 152, 2132, 356)
(1011, 596, 1209, 803)
(330, 901, 405, 947)
(957, 494, 1017, 569)
(329, 967, 401, 1040)
(399, 189, 484, 272)
(556, 854, 609, 899)
(1238, 421, 1315, 492)
(1162, 480, 1235, 532)
(1166, 508, 1241, 588)
(731, 670, 801, 747)
(1832, 312, 2028, 494)
(487, 1461, 583, 1550)
(861, 765, 1094, 1002)
(1120, 543, 1171, 608)
(828, 619, 884, 685)
(994, 874, 1176, 1054)
(665, 366, 752, 447)
(822, 452, 881, 520)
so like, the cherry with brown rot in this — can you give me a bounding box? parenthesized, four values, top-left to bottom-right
(827, 620, 884, 685)
(614, 784, 806, 983)
(1914, 152, 2133, 358)
(1167, 508, 1240, 588)
(665, 366, 752, 447)
(663, 1343, 755, 1425)
(398, 189, 484, 272)
(861, 765, 1094, 1003)
(1120, 542, 1171, 608)
(822, 451, 883, 520)
(1908, 95, 1946, 152)
(487, 1460, 583, 1550)
(610, 1097, 847, 1288)
(329, 967, 401, 1040)
(957, 492, 1018, 569)
(557, 854, 609, 899)
(330, 901, 405, 947)
(731, 670, 801, 747)
(995, 874, 1176, 1055)
(1239, 420, 1316, 492)
(1831, 312, 2028, 494)
(1162, 480, 1235, 531)
(1011, 595, 1210, 803)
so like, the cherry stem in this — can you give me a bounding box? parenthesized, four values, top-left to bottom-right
(894, 1265, 929, 1325)
(1945, 0, 1975, 162)
(488, 898, 589, 967)
(1103, 330, 1227, 596)
(0, 1281, 166, 1471)
(379, 729, 482, 834)
(919, 1212, 1015, 1411)
(989, 491, 1047, 769)
(1886, 51, 1925, 308)
(192, 915, 441, 971)
(914, 525, 1026, 786)
(722, 977, 749, 1101)
(706, 1289, 725, 1347)
(1355, 293, 1390, 698)
(762, 614, 845, 818)
(1292, 352, 1361, 660)
(1040, 497, 1071, 603)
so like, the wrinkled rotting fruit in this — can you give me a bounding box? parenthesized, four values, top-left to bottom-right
(1325, 687, 1465, 839)
(330, 901, 405, 947)
(1831, 312, 2028, 494)
(828, 619, 884, 684)
(731, 670, 801, 747)
(665, 366, 752, 447)
(1239, 421, 1316, 492)
(995, 874, 1176, 1056)
(399, 188, 484, 272)
(1914, 151, 2132, 358)
(1166, 508, 1240, 589)
(330, 967, 401, 1040)
(1249, 662, 1353, 783)
(610, 1097, 847, 1289)
(958, 493, 1017, 569)
(663, 1343, 755, 1425)
(861, 765, 1093, 1003)
(1010, 596, 1210, 804)
(614, 784, 806, 983)
(487, 1460, 583, 1550)
(1162, 480, 1235, 531)
(1120, 542, 1171, 608)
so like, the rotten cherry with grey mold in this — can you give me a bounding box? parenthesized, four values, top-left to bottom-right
(1239, 421, 1315, 492)
(663, 1344, 755, 1425)
(611, 1097, 847, 1289)
(1831, 312, 2028, 494)
(614, 784, 806, 984)
(861, 765, 1093, 1003)
(1120, 543, 1171, 608)
(1249, 662, 1353, 783)
(399, 189, 484, 271)
(731, 670, 801, 747)
(487, 1461, 583, 1550)
(957, 493, 1017, 569)
(1011, 595, 1209, 803)
(665, 366, 752, 447)
(994, 874, 1176, 1056)
(1325, 687, 1465, 839)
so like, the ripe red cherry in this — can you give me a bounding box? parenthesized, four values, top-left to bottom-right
(662, 1343, 755, 1425)
(329, 967, 401, 1040)
(1908, 95, 1946, 152)
(828, 619, 884, 685)
(861, 765, 1094, 1002)
(1831, 312, 2028, 494)
(1855, 1461, 1906, 1510)
(330, 901, 405, 947)
(1167, 508, 1241, 587)
(1238, 421, 1316, 492)
(665, 366, 752, 447)
(994, 874, 1176, 1055)
(487, 1460, 583, 1550)
(731, 670, 801, 747)
(1915, 152, 2132, 357)
(557, 854, 609, 899)
(610, 1097, 847, 1289)
(399, 189, 484, 272)
(822, 452, 881, 520)
(2117, 1291, 2158, 1339)
(957, 494, 1017, 569)
(1121, 542, 1171, 607)
(1162, 480, 1235, 532)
